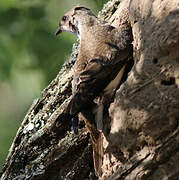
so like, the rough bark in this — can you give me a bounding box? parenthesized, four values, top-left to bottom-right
(1, 0, 179, 180)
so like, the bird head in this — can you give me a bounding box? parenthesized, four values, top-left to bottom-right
(55, 6, 97, 36)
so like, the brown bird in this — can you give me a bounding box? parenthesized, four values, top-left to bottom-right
(55, 6, 133, 176)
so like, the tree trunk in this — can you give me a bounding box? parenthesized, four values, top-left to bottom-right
(1, 0, 179, 179)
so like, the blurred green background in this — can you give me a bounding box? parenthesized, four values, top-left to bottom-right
(0, 0, 108, 170)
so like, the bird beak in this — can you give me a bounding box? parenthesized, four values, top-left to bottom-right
(55, 27, 62, 36)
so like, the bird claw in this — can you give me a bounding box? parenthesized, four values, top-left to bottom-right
(56, 113, 79, 134)
(55, 113, 71, 127)
(72, 115, 79, 134)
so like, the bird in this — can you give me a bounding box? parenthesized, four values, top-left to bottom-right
(55, 5, 133, 176)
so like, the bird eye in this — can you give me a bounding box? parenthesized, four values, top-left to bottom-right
(62, 16, 67, 21)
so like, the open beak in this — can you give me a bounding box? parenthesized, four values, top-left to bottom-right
(55, 27, 62, 36)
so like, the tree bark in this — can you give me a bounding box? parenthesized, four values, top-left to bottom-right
(1, 0, 179, 179)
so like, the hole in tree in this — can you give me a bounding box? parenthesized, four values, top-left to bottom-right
(153, 58, 158, 64)
(161, 77, 175, 86)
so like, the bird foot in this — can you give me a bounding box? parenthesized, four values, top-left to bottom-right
(55, 113, 79, 134)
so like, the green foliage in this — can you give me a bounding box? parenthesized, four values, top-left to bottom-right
(93, 0, 109, 10)
(0, 2, 74, 83)
(0, 115, 21, 169)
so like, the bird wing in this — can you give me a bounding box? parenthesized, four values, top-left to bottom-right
(64, 43, 133, 115)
